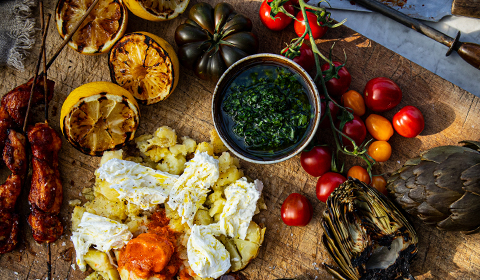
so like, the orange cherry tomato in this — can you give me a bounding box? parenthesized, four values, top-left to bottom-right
(371, 175, 387, 195)
(365, 114, 394, 141)
(341, 90, 365, 116)
(347, 166, 370, 184)
(368, 140, 392, 162)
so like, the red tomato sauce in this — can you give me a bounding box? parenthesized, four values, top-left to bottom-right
(118, 210, 187, 279)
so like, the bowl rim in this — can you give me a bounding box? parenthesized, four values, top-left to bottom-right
(212, 53, 321, 164)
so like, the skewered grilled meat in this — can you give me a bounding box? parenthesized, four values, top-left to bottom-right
(0, 76, 54, 152)
(27, 122, 63, 243)
(0, 130, 27, 253)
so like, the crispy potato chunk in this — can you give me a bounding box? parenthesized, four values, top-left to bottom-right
(182, 136, 197, 154)
(71, 206, 86, 231)
(84, 194, 127, 222)
(194, 209, 213, 226)
(210, 130, 228, 154)
(215, 166, 244, 189)
(195, 142, 214, 156)
(156, 153, 186, 175)
(100, 150, 123, 166)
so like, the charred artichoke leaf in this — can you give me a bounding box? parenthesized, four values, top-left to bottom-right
(459, 140, 480, 151)
(433, 152, 480, 193)
(387, 141, 480, 233)
(322, 179, 418, 280)
(420, 145, 477, 163)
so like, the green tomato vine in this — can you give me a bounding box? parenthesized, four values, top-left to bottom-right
(268, 0, 377, 178)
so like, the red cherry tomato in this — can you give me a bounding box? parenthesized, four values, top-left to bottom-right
(320, 95, 340, 129)
(294, 10, 328, 39)
(321, 61, 352, 97)
(259, 0, 295, 31)
(347, 166, 370, 184)
(363, 77, 402, 112)
(316, 172, 347, 202)
(393, 106, 425, 138)
(339, 115, 367, 147)
(282, 43, 315, 72)
(290, 0, 309, 5)
(341, 90, 365, 116)
(371, 175, 388, 195)
(281, 193, 313, 226)
(300, 146, 332, 177)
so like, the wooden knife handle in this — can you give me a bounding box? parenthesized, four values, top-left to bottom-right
(457, 42, 480, 69)
(451, 0, 480, 19)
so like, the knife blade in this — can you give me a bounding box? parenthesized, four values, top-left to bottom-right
(312, 0, 480, 22)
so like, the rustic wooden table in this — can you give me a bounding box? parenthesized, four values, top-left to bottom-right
(1, 0, 479, 279)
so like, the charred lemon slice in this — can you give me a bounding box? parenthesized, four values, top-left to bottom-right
(123, 0, 189, 21)
(60, 81, 140, 156)
(108, 32, 179, 105)
(55, 0, 128, 54)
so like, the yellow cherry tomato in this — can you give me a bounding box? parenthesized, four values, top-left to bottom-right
(365, 114, 394, 141)
(371, 175, 387, 195)
(341, 90, 366, 116)
(347, 165, 370, 184)
(368, 141, 392, 162)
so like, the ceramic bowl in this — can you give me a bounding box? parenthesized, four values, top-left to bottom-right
(212, 53, 321, 164)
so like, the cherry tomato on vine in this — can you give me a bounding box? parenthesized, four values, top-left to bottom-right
(368, 141, 392, 162)
(322, 61, 352, 97)
(339, 115, 367, 148)
(341, 90, 365, 116)
(259, 0, 295, 31)
(294, 10, 328, 39)
(320, 95, 340, 129)
(347, 166, 370, 184)
(316, 172, 346, 202)
(363, 77, 402, 112)
(281, 193, 313, 226)
(300, 146, 332, 177)
(365, 114, 394, 141)
(371, 175, 387, 195)
(282, 43, 315, 72)
(393, 106, 425, 138)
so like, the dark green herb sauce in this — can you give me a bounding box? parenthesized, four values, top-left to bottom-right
(221, 64, 312, 154)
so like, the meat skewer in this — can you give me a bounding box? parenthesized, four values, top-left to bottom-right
(0, 0, 100, 256)
(0, 77, 54, 153)
(26, 4, 64, 244)
(0, 130, 27, 253)
(27, 122, 63, 243)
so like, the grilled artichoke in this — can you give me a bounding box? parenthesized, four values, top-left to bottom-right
(387, 141, 480, 233)
(322, 179, 418, 280)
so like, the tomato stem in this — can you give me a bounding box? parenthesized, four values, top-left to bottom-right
(280, 0, 376, 177)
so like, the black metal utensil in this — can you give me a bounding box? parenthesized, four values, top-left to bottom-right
(353, 0, 480, 70)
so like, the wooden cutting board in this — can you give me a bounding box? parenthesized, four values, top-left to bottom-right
(0, 0, 479, 279)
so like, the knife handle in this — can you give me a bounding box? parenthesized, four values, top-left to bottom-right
(457, 42, 480, 69)
(451, 0, 480, 19)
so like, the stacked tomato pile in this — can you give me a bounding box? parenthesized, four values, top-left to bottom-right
(281, 74, 425, 226)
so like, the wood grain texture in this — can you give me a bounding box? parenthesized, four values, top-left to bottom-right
(0, 0, 480, 279)
(452, 0, 480, 19)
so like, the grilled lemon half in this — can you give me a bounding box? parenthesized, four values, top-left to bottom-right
(123, 0, 189, 21)
(55, 0, 128, 55)
(108, 32, 179, 105)
(60, 81, 140, 156)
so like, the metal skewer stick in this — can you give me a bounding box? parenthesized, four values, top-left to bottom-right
(39, 3, 52, 280)
(22, 14, 50, 133)
(44, 0, 100, 71)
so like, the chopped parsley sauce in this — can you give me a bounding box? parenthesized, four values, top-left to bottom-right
(221, 64, 312, 154)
